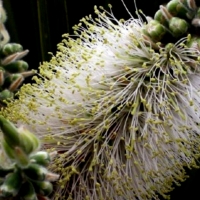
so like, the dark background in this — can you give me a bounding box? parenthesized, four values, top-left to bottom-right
(3, 0, 167, 68)
(2, 0, 200, 199)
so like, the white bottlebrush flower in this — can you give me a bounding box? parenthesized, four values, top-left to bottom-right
(3, 3, 200, 200)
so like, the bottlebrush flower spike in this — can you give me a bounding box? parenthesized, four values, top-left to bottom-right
(3, 1, 200, 200)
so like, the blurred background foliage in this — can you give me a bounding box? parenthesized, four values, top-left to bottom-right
(2, 0, 200, 199)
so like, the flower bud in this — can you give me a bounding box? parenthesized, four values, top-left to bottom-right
(1, 49, 29, 65)
(33, 181, 53, 196)
(186, 36, 200, 49)
(1, 43, 23, 56)
(3, 60, 29, 73)
(145, 20, 167, 41)
(1, 139, 16, 160)
(154, 10, 169, 27)
(0, 90, 14, 101)
(0, 116, 20, 148)
(167, 0, 193, 19)
(169, 17, 188, 37)
(179, 0, 197, 10)
(4, 74, 24, 92)
(0, 170, 22, 197)
(20, 181, 37, 200)
(24, 163, 48, 181)
(18, 126, 40, 155)
(192, 8, 200, 27)
(157, 5, 173, 23)
(30, 151, 51, 166)
(14, 146, 29, 168)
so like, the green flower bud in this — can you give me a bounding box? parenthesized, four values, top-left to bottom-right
(0, 90, 14, 101)
(14, 146, 29, 168)
(179, 0, 197, 10)
(154, 5, 173, 28)
(0, 170, 22, 197)
(4, 74, 24, 92)
(18, 126, 40, 155)
(30, 151, 51, 166)
(3, 60, 29, 73)
(1, 139, 16, 160)
(4, 73, 23, 85)
(169, 17, 188, 37)
(0, 116, 20, 148)
(192, 8, 200, 27)
(1, 50, 29, 66)
(154, 10, 169, 27)
(167, 0, 193, 19)
(145, 20, 167, 41)
(19, 181, 37, 200)
(1, 43, 23, 56)
(186, 36, 200, 49)
(23, 163, 48, 181)
(33, 181, 53, 196)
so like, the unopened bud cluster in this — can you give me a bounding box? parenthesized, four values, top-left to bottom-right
(0, 1, 35, 105)
(143, 0, 200, 48)
(0, 116, 59, 200)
